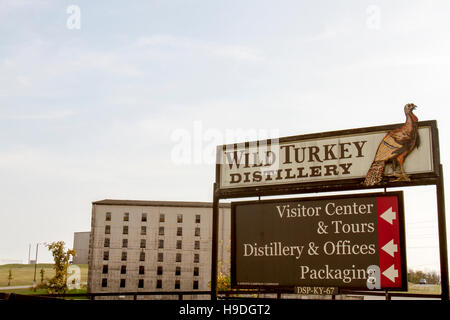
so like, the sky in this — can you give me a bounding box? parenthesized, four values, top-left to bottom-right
(0, 1, 449, 273)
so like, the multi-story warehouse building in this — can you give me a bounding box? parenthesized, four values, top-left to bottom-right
(73, 231, 90, 264)
(88, 199, 230, 299)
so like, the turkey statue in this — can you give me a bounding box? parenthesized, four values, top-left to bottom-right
(363, 103, 420, 186)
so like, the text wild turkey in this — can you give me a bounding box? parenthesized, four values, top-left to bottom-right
(363, 103, 420, 186)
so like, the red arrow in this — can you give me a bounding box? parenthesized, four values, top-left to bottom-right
(377, 196, 402, 288)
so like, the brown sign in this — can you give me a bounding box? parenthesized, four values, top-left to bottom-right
(216, 121, 438, 196)
(231, 192, 407, 291)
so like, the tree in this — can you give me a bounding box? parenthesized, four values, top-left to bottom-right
(209, 240, 231, 291)
(7, 269, 13, 286)
(208, 239, 257, 297)
(408, 269, 441, 284)
(216, 260, 231, 291)
(40, 241, 76, 294)
(40, 267, 45, 284)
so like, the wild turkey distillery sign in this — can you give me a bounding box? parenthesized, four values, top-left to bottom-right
(231, 192, 407, 291)
(212, 105, 448, 300)
(216, 119, 439, 195)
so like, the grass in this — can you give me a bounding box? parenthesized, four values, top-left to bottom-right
(406, 282, 441, 295)
(0, 263, 88, 288)
(0, 288, 89, 300)
(0, 263, 443, 299)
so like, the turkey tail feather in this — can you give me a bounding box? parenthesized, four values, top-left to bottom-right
(363, 161, 385, 186)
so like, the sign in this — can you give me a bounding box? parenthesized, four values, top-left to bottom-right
(231, 192, 407, 291)
(217, 121, 437, 193)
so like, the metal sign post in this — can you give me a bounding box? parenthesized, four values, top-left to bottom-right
(436, 164, 449, 300)
(211, 183, 219, 300)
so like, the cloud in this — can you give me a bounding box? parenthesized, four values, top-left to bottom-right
(0, 0, 50, 12)
(135, 34, 265, 63)
(302, 24, 351, 42)
(0, 108, 75, 120)
(70, 50, 143, 77)
(212, 44, 265, 62)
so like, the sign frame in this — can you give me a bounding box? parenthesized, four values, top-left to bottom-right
(210, 119, 448, 301)
(230, 191, 408, 292)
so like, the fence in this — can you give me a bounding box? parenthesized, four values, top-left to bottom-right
(0, 289, 443, 301)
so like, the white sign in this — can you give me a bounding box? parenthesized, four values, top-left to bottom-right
(218, 125, 434, 190)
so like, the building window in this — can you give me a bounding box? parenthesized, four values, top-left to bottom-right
(122, 238, 128, 248)
(157, 252, 163, 262)
(141, 213, 147, 222)
(123, 226, 128, 235)
(101, 278, 108, 288)
(140, 239, 146, 249)
(193, 267, 199, 277)
(141, 226, 146, 236)
(176, 253, 182, 263)
(120, 279, 126, 288)
(102, 265, 108, 274)
(159, 214, 165, 223)
(177, 227, 182, 236)
(194, 253, 199, 263)
(104, 238, 110, 248)
(138, 279, 144, 289)
(123, 212, 129, 222)
(193, 280, 199, 290)
(176, 240, 182, 250)
(121, 265, 126, 275)
(105, 212, 111, 221)
(139, 266, 145, 275)
(159, 226, 164, 236)
(194, 241, 200, 250)
(121, 251, 127, 261)
(103, 251, 109, 261)
(158, 239, 164, 249)
(105, 225, 110, 234)
(140, 251, 145, 262)
(195, 214, 201, 224)
(177, 214, 183, 223)
(175, 266, 181, 276)
(195, 227, 200, 237)
(175, 280, 180, 290)
(156, 279, 162, 289)
(157, 266, 163, 275)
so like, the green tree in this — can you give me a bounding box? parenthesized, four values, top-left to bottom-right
(216, 260, 231, 291)
(41, 241, 76, 294)
(40, 267, 45, 284)
(7, 269, 13, 286)
(209, 240, 232, 292)
(408, 269, 441, 284)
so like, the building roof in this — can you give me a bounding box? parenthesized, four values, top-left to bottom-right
(92, 199, 231, 208)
